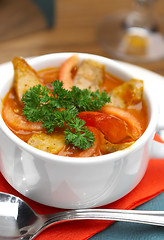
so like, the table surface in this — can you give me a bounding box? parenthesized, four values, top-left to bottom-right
(0, 0, 164, 76)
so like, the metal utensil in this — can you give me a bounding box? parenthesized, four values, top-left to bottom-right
(0, 192, 164, 240)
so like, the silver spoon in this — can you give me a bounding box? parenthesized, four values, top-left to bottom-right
(0, 192, 164, 240)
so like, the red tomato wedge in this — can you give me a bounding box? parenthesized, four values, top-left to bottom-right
(78, 111, 130, 144)
(2, 101, 43, 132)
(101, 106, 142, 140)
(59, 55, 79, 90)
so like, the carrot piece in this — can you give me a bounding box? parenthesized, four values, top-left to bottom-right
(59, 55, 79, 90)
(78, 111, 129, 144)
(101, 106, 142, 140)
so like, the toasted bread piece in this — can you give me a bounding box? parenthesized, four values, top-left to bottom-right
(12, 57, 42, 103)
(109, 79, 144, 108)
(28, 132, 65, 154)
(100, 138, 134, 154)
(74, 60, 104, 91)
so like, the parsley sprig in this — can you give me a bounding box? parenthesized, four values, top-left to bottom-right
(22, 80, 110, 150)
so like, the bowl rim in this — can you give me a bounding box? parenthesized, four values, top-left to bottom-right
(0, 52, 159, 164)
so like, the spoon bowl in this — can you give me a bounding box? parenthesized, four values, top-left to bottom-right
(0, 192, 42, 239)
(1, 192, 164, 240)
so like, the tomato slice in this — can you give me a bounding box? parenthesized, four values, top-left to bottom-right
(78, 111, 130, 143)
(101, 106, 142, 140)
(2, 99, 43, 132)
(59, 55, 79, 90)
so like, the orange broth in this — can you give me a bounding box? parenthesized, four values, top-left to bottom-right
(2, 67, 148, 156)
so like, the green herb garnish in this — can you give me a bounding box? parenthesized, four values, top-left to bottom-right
(22, 80, 110, 150)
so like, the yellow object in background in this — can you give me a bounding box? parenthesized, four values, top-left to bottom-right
(118, 31, 148, 57)
(125, 34, 148, 56)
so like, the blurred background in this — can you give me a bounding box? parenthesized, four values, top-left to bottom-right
(0, 0, 163, 75)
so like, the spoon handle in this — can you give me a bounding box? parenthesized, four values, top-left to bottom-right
(42, 209, 164, 228)
(29, 209, 164, 239)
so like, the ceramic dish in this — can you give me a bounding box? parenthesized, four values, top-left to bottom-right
(0, 53, 164, 209)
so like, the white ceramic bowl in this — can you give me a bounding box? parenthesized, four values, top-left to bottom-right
(0, 52, 164, 209)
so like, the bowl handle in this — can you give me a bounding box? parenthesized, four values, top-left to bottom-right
(150, 117, 164, 158)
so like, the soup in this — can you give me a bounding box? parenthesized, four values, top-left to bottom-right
(2, 55, 148, 157)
